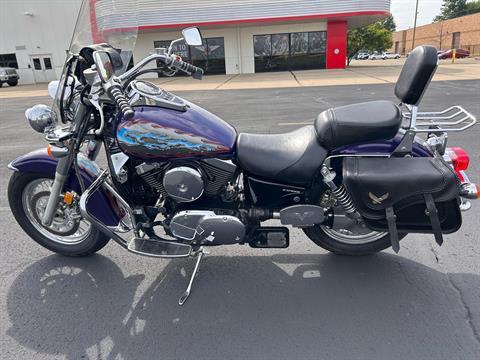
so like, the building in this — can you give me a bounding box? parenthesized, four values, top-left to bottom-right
(0, 0, 391, 85)
(391, 12, 480, 56)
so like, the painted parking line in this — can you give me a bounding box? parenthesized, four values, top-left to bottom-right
(278, 121, 312, 126)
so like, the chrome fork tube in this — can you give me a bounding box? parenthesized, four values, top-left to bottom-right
(41, 154, 74, 226)
(42, 103, 88, 226)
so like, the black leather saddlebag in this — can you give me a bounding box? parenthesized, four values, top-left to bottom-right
(342, 157, 462, 252)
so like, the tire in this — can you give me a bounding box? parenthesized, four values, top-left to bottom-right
(7, 80, 18, 86)
(0, 82, 3, 88)
(303, 189, 406, 256)
(304, 225, 406, 256)
(8, 172, 110, 256)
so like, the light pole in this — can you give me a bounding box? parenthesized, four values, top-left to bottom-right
(412, 0, 420, 50)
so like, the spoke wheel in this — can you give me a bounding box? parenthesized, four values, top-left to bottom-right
(304, 190, 403, 255)
(21, 178, 91, 245)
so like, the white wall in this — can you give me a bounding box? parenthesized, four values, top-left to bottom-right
(135, 21, 327, 76)
(0, 0, 81, 84)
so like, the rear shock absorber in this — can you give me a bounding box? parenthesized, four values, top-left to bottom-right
(320, 166, 361, 220)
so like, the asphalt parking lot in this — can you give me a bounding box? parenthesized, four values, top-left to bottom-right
(1, 80, 480, 359)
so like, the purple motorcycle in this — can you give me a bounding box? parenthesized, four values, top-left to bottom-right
(7, 1, 478, 304)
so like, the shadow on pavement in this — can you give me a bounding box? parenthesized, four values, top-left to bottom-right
(6, 253, 480, 359)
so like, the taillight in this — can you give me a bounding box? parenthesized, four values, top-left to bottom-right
(447, 147, 470, 171)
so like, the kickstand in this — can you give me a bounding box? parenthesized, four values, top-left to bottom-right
(178, 247, 207, 306)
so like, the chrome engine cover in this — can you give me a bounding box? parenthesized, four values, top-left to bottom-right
(163, 167, 204, 202)
(170, 210, 245, 245)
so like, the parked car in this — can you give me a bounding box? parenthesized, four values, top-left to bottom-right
(438, 49, 470, 59)
(370, 51, 400, 60)
(356, 50, 370, 60)
(0, 67, 19, 87)
(383, 52, 401, 59)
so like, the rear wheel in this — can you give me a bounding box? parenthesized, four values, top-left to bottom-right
(304, 190, 405, 255)
(8, 172, 110, 256)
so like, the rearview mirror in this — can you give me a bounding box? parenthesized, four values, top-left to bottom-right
(93, 50, 114, 82)
(182, 27, 202, 46)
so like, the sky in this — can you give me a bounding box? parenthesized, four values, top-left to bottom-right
(391, 0, 444, 30)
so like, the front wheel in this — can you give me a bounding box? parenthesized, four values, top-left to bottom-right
(8, 172, 110, 256)
(303, 190, 405, 255)
(7, 80, 18, 86)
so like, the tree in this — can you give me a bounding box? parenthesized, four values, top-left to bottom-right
(466, 0, 480, 14)
(434, 0, 480, 21)
(347, 22, 393, 65)
(381, 15, 397, 32)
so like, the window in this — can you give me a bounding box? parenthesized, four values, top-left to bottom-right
(254, 35, 271, 57)
(190, 40, 207, 61)
(253, 31, 327, 72)
(43, 57, 52, 70)
(0, 53, 18, 68)
(33, 58, 41, 70)
(206, 37, 225, 59)
(154, 40, 189, 58)
(271, 34, 289, 56)
(290, 33, 309, 55)
(308, 32, 327, 54)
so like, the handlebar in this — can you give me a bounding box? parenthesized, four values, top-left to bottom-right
(117, 53, 203, 82)
(108, 85, 134, 120)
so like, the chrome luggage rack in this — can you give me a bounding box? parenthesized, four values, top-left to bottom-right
(403, 105, 477, 133)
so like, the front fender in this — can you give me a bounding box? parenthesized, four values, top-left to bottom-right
(9, 148, 122, 227)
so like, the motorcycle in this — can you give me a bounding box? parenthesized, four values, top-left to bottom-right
(7, 0, 478, 305)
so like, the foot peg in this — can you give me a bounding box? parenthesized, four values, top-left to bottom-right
(128, 237, 192, 258)
(179, 247, 207, 306)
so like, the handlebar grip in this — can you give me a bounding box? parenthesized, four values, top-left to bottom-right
(108, 85, 134, 120)
(173, 58, 204, 79)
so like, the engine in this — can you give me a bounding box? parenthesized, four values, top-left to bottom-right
(135, 159, 245, 245)
(136, 158, 237, 203)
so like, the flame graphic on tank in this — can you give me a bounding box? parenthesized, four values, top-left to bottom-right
(117, 119, 230, 159)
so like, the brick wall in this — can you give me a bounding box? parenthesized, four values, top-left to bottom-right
(390, 12, 480, 56)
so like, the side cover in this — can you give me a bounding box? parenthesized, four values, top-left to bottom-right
(9, 149, 122, 227)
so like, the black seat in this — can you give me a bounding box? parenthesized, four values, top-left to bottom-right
(314, 100, 402, 150)
(236, 126, 327, 185)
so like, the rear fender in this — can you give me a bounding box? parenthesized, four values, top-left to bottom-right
(331, 133, 433, 157)
(8, 148, 122, 227)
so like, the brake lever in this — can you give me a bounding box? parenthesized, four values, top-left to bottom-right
(88, 94, 105, 136)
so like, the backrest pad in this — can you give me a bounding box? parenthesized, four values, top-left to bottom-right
(394, 46, 438, 106)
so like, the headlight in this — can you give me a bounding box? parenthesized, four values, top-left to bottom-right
(25, 104, 56, 133)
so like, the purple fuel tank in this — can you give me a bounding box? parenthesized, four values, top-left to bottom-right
(116, 102, 237, 161)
